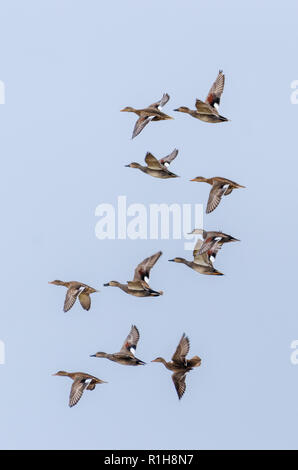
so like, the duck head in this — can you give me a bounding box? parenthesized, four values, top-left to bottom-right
(48, 280, 65, 286)
(168, 257, 185, 263)
(120, 106, 135, 112)
(90, 352, 106, 358)
(188, 228, 203, 235)
(174, 106, 190, 113)
(125, 162, 142, 169)
(190, 176, 208, 183)
(103, 281, 120, 287)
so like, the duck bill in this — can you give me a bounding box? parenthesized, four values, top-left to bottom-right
(168, 259, 175, 262)
(103, 283, 109, 287)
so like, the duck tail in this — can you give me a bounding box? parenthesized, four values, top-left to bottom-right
(209, 269, 224, 276)
(137, 358, 146, 365)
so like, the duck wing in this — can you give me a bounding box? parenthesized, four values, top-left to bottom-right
(198, 238, 216, 255)
(149, 93, 170, 110)
(144, 152, 164, 170)
(159, 148, 178, 167)
(172, 372, 187, 400)
(195, 99, 217, 115)
(64, 286, 81, 312)
(172, 333, 190, 364)
(127, 280, 148, 291)
(133, 251, 162, 281)
(205, 70, 225, 109)
(120, 325, 140, 354)
(223, 185, 234, 196)
(132, 116, 151, 139)
(79, 288, 91, 311)
(69, 378, 87, 408)
(193, 239, 212, 266)
(206, 182, 227, 214)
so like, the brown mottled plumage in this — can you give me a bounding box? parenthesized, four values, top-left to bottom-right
(168, 238, 223, 275)
(90, 325, 145, 366)
(52, 371, 107, 408)
(174, 70, 229, 123)
(152, 334, 201, 399)
(190, 176, 245, 213)
(121, 93, 173, 139)
(104, 251, 163, 297)
(125, 149, 179, 179)
(189, 229, 240, 256)
(48, 280, 98, 312)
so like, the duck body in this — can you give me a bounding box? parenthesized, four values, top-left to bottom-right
(121, 106, 173, 120)
(169, 258, 223, 275)
(174, 106, 228, 123)
(126, 164, 178, 179)
(155, 357, 200, 373)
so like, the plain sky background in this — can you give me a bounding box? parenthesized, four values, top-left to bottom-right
(1, 0, 298, 450)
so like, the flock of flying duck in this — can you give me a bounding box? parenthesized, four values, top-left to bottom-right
(51, 71, 245, 407)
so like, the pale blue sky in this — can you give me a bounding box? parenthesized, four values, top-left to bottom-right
(1, 0, 298, 450)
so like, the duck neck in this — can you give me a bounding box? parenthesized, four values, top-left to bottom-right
(138, 165, 148, 173)
(159, 358, 170, 368)
(205, 178, 214, 185)
(180, 258, 192, 268)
